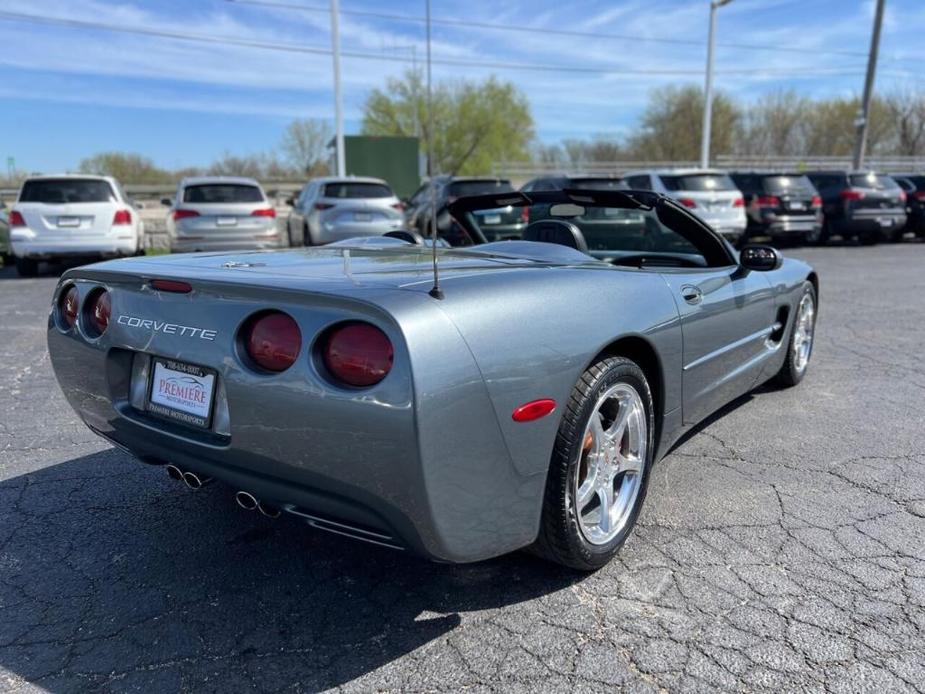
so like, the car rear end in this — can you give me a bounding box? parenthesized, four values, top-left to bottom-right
(741, 174, 823, 242)
(46, 251, 547, 563)
(448, 179, 525, 240)
(10, 177, 139, 261)
(169, 179, 281, 252)
(658, 172, 746, 243)
(836, 173, 907, 241)
(309, 180, 404, 244)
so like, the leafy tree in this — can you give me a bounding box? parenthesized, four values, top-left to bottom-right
(78, 152, 172, 184)
(281, 119, 332, 176)
(627, 85, 741, 162)
(362, 70, 534, 175)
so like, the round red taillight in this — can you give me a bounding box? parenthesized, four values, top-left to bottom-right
(322, 322, 393, 387)
(243, 311, 302, 372)
(60, 285, 79, 329)
(85, 289, 111, 337)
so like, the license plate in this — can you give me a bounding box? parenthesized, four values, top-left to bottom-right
(483, 214, 501, 224)
(789, 202, 805, 210)
(879, 217, 894, 227)
(147, 358, 216, 429)
(216, 217, 237, 226)
(354, 212, 372, 222)
(58, 217, 80, 228)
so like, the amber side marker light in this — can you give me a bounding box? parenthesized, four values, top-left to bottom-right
(512, 399, 557, 422)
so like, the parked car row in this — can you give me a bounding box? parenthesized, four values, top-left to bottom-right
(4, 167, 923, 276)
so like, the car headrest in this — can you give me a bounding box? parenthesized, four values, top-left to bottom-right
(522, 220, 588, 253)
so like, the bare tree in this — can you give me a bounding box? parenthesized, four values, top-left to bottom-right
(281, 119, 333, 176)
(883, 90, 925, 156)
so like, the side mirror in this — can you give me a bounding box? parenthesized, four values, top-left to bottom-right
(160, 197, 172, 207)
(740, 245, 782, 272)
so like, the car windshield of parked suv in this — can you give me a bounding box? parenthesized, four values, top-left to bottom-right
(183, 184, 263, 203)
(761, 175, 816, 195)
(20, 178, 115, 204)
(848, 173, 900, 190)
(659, 174, 737, 192)
(568, 178, 627, 190)
(324, 182, 393, 198)
(447, 180, 515, 197)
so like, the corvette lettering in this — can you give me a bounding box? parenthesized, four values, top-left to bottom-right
(117, 315, 217, 341)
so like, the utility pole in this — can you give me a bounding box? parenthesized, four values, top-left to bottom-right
(700, 0, 733, 169)
(330, 0, 345, 177)
(852, 0, 886, 171)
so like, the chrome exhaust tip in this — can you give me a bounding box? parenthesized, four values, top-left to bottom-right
(166, 464, 183, 481)
(235, 491, 258, 511)
(258, 502, 281, 519)
(182, 471, 212, 490)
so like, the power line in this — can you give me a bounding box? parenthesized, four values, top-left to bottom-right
(0, 10, 884, 79)
(225, 0, 872, 59)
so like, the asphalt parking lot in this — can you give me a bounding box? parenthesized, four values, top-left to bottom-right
(1, 243, 924, 693)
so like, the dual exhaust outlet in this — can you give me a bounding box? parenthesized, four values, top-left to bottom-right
(165, 465, 281, 518)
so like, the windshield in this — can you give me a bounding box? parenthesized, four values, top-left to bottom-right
(324, 182, 393, 198)
(660, 174, 737, 192)
(761, 175, 816, 196)
(849, 173, 900, 190)
(20, 178, 115, 204)
(183, 184, 264, 203)
(447, 180, 514, 197)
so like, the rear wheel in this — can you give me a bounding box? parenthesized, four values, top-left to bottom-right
(532, 356, 654, 571)
(776, 281, 816, 387)
(15, 257, 38, 277)
(303, 223, 315, 246)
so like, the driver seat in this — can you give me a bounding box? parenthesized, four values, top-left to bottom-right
(522, 220, 588, 253)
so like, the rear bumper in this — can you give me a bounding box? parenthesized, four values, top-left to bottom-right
(749, 216, 821, 236)
(11, 232, 138, 259)
(313, 221, 404, 245)
(171, 235, 285, 252)
(835, 212, 907, 236)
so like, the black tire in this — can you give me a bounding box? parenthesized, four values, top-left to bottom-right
(303, 223, 314, 247)
(815, 220, 831, 246)
(776, 281, 817, 388)
(531, 356, 655, 571)
(15, 257, 39, 277)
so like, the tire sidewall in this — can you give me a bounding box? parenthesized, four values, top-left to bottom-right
(561, 360, 655, 568)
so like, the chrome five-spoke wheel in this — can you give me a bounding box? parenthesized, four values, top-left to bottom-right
(792, 292, 815, 375)
(572, 383, 647, 546)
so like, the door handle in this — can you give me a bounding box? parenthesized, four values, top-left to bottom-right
(680, 285, 703, 304)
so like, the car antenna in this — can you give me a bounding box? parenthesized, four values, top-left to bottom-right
(425, 0, 443, 300)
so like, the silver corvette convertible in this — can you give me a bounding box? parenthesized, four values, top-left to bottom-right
(47, 189, 817, 570)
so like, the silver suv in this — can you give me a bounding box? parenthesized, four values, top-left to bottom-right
(286, 177, 404, 246)
(165, 177, 282, 253)
(623, 169, 747, 243)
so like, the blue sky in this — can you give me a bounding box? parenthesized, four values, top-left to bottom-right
(1, 0, 924, 172)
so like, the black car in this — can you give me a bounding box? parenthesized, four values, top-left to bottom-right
(889, 174, 925, 237)
(729, 172, 823, 245)
(404, 177, 525, 242)
(520, 173, 628, 192)
(804, 171, 907, 244)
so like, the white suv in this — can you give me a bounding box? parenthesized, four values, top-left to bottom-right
(9, 174, 144, 276)
(623, 169, 746, 243)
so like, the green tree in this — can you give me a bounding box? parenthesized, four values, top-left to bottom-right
(280, 118, 332, 176)
(626, 85, 741, 162)
(362, 70, 534, 175)
(78, 152, 172, 184)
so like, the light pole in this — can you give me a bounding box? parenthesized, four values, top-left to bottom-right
(852, 0, 886, 171)
(700, 0, 733, 169)
(330, 0, 345, 177)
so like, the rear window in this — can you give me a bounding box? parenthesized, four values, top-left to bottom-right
(660, 174, 737, 192)
(761, 175, 816, 195)
(568, 178, 627, 190)
(901, 176, 925, 189)
(183, 184, 264, 203)
(20, 178, 115, 204)
(447, 180, 515, 197)
(323, 182, 393, 199)
(848, 173, 900, 190)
